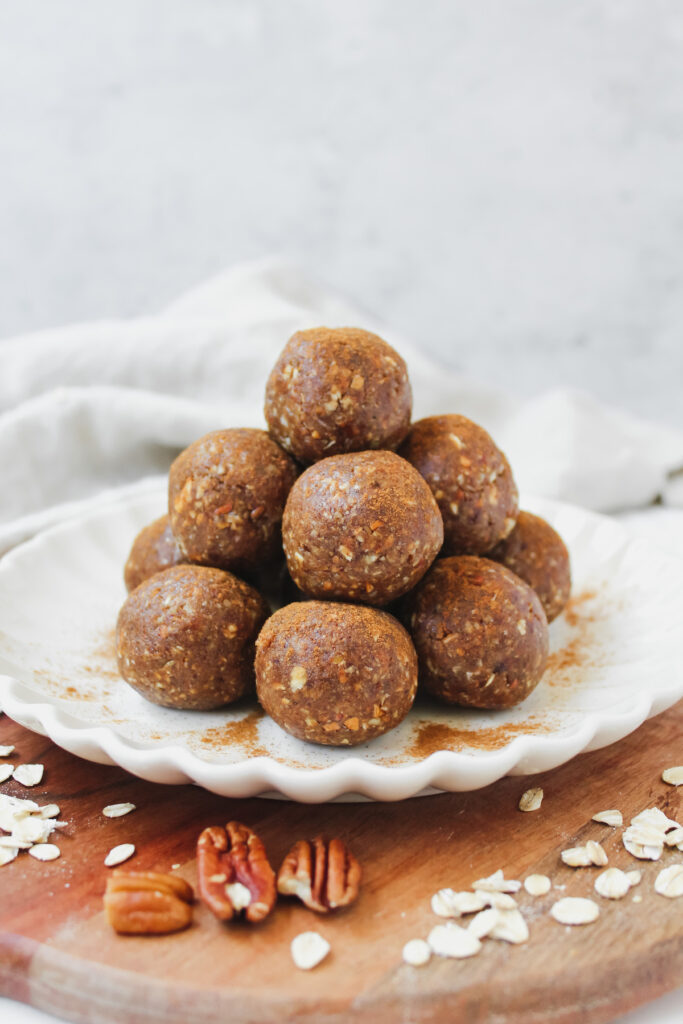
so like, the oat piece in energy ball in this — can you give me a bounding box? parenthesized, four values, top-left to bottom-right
(264, 326, 412, 464)
(282, 450, 443, 606)
(398, 415, 518, 555)
(123, 515, 185, 592)
(255, 601, 418, 746)
(168, 429, 298, 573)
(405, 556, 549, 708)
(116, 565, 269, 710)
(487, 511, 571, 623)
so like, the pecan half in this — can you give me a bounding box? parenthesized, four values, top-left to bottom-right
(104, 870, 194, 935)
(277, 836, 361, 913)
(197, 821, 276, 923)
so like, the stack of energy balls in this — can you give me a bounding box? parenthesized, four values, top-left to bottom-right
(116, 328, 571, 748)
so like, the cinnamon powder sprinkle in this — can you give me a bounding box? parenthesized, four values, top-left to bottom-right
(562, 589, 598, 628)
(200, 709, 269, 757)
(545, 589, 604, 684)
(89, 628, 118, 665)
(406, 717, 549, 758)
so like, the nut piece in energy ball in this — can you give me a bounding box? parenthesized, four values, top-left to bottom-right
(398, 415, 518, 555)
(255, 601, 418, 745)
(277, 836, 361, 913)
(197, 821, 276, 923)
(406, 556, 549, 709)
(104, 870, 194, 935)
(264, 326, 412, 464)
(168, 428, 298, 572)
(116, 565, 269, 710)
(123, 514, 185, 592)
(283, 450, 443, 606)
(488, 511, 571, 623)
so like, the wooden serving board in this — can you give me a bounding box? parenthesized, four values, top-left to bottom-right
(0, 705, 682, 1024)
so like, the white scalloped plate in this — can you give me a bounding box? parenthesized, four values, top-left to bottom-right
(0, 489, 681, 802)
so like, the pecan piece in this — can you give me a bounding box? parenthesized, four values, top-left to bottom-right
(277, 836, 361, 913)
(197, 820, 276, 923)
(104, 870, 194, 935)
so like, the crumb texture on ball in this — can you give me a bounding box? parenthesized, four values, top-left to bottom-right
(282, 450, 444, 606)
(406, 556, 548, 709)
(255, 601, 417, 745)
(398, 414, 518, 555)
(264, 327, 412, 464)
(116, 565, 269, 710)
(168, 428, 298, 572)
(124, 515, 185, 592)
(488, 511, 571, 622)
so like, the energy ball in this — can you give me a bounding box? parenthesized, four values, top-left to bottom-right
(398, 415, 518, 555)
(487, 511, 571, 623)
(282, 450, 443, 606)
(255, 601, 417, 746)
(406, 556, 548, 709)
(168, 429, 298, 573)
(116, 565, 269, 710)
(123, 515, 184, 592)
(264, 327, 412, 464)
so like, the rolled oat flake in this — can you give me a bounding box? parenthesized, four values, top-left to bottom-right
(291, 931, 330, 970)
(662, 766, 683, 787)
(592, 809, 623, 827)
(104, 843, 135, 868)
(654, 864, 683, 898)
(551, 897, 600, 925)
(103, 803, 136, 818)
(12, 764, 44, 788)
(594, 868, 631, 900)
(518, 787, 543, 812)
(402, 939, 431, 966)
(29, 844, 61, 862)
(431, 888, 486, 918)
(428, 923, 481, 959)
(524, 874, 551, 896)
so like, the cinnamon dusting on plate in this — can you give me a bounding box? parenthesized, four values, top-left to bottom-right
(406, 717, 549, 758)
(563, 589, 598, 629)
(200, 709, 269, 757)
(546, 588, 605, 684)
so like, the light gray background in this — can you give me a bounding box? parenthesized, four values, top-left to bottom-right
(0, 7, 681, 1021)
(1, 1, 682, 427)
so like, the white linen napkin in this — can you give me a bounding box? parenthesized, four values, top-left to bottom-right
(1, 258, 682, 557)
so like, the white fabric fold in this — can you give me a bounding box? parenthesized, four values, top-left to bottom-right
(1, 258, 682, 557)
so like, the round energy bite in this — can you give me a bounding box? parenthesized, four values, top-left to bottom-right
(282, 450, 443, 606)
(124, 515, 185, 592)
(168, 429, 298, 573)
(406, 556, 548, 709)
(488, 511, 571, 623)
(116, 565, 269, 710)
(398, 415, 518, 555)
(264, 327, 412, 464)
(255, 601, 417, 745)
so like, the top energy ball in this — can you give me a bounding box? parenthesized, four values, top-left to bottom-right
(264, 327, 412, 464)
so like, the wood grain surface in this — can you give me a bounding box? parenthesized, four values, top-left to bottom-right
(0, 704, 682, 1024)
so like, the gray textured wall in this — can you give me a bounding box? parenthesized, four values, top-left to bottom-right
(1, 1, 682, 425)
